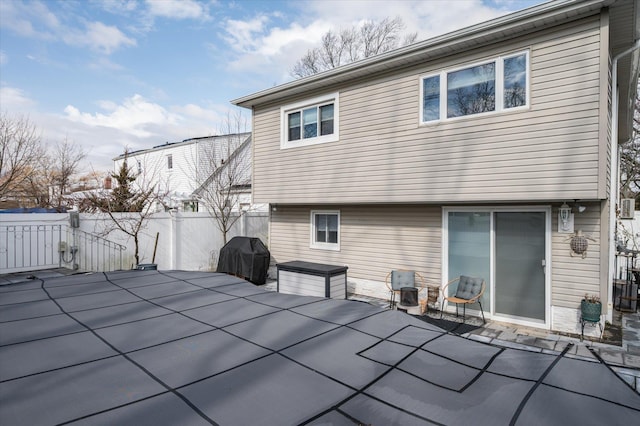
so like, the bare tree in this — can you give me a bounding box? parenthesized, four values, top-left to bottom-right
(620, 83, 640, 205)
(291, 17, 417, 78)
(0, 112, 43, 202)
(19, 154, 54, 208)
(10, 137, 86, 209)
(51, 138, 86, 207)
(189, 111, 251, 244)
(83, 151, 165, 265)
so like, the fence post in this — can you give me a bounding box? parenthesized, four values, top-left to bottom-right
(175, 211, 182, 270)
(241, 211, 247, 236)
(170, 210, 182, 270)
(58, 225, 62, 268)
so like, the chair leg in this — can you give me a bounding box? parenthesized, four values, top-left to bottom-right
(440, 299, 444, 319)
(478, 301, 486, 324)
(389, 291, 395, 309)
(462, 304, 466, 323)
(599, 321, 603, 342)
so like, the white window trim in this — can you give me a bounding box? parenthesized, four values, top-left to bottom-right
(281, 92, 339, 149)
(310, 210, 340, 251)
(419, 50, 530, 124)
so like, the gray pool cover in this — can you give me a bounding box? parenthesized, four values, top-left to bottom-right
(1, 270, 638, 425)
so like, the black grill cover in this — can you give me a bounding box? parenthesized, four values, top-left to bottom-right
(216, 237, 270, 285)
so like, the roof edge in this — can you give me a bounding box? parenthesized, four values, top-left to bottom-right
(232, 0, 611, 108)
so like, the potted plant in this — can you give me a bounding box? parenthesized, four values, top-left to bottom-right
(580, 293, 602, 322)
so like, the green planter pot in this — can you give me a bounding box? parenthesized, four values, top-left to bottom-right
(581, 300, 602, 322)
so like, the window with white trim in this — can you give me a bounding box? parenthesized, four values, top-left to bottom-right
(167, 154, 173, 170)
(310, 210, 340, 250)
(421, 51, 529, 123)
(281, 93, 339, 149)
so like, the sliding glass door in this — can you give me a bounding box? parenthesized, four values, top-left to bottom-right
(445, 208, 549, 326)
(447, 212, 490, 309)
(494, 212, 546, 321)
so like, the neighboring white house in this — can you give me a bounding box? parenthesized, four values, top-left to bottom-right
(112, 133, 264, 213)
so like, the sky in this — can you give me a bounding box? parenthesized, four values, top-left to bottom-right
(0, 0, 547, 174)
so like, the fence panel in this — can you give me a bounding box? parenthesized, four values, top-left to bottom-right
(61, 227, 126, 272)
(0, 224, 62, 273)
(0, 211, 268, 274)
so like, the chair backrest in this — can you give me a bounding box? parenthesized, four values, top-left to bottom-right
(390, 270, 415, 291)
(454, 276, 484, 300)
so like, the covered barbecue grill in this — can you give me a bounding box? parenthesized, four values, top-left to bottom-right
(216, 236, 270, 285)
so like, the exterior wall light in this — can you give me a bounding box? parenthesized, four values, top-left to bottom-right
(559, 202, 574, 233)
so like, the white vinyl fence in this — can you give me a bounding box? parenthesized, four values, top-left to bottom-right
(0, 211, 268, 273)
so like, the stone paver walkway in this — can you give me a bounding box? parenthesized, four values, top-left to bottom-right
(344, 290, 640, 393)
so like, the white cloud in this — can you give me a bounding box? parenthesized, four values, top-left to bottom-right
(0, 86, 37, 110)
(1, 0, 135, 54)
(145, 0, 209, 20)
(0, 0, 59, 40)
(60, 94, 231, 159)
(0, 85, 233, 173)
(222, 14, 331, 83)
(64, 94, 181, 138)
(223, 15, 270, 53)
(100, 0, 139, 14)
(74, 21, 136, 54)
(88, 56, 125, 71)
(173, 103, 222, 123)
(0, 50, 7, 66)
(0, 93, 224, 173)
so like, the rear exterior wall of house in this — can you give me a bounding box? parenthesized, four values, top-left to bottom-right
(254, 11, 614, 334)
(269, 201, 605, 334)
(252, 14, 609, 204)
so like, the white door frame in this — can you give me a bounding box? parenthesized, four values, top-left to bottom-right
(442, 206, 552, 329)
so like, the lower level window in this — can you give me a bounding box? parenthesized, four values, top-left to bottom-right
(311, 210, 340, 250)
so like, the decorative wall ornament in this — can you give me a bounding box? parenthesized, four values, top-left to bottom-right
(565, 230, 596, 258)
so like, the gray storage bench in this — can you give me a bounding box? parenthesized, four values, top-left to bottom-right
(276, 261, 348, 299)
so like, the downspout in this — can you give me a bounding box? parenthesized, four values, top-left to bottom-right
(607, 40, 640, 322)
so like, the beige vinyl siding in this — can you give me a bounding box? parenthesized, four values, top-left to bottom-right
(269, 205, 442, 285)
(551, 202, 602, 308)
(597, 9, 611, 199)
(271, 202, 604, 311)
(253, 16, 605, 205)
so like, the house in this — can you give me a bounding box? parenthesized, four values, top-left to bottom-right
(112, 133, 260, 213)
(191, 133, 266, 212)
(232, 0, 639, 335)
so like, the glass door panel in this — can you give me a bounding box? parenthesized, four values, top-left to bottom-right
(447, 212, 491, 309)
(494, 212, 546, 321)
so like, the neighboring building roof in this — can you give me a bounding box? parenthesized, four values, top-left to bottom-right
(232, 0, 635, 110)
(112, 133, 252, 161)
(191, 133, 252, 198)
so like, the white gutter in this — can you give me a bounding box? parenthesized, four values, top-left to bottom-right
(607, 39, 640, 322)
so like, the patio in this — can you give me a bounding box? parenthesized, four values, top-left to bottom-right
(1, 269, 639, 425)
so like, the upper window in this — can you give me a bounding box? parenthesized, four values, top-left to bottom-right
(281, 93, 339, 149)
(167, 154, 173, 170)
(310, 210, 340, 251)
(421, 51, 528, 123)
